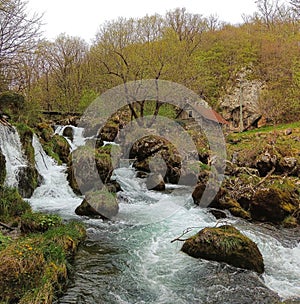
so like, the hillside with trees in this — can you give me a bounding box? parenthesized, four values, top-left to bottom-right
(0, 0, 299, 124)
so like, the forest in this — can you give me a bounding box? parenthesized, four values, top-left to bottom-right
(0, 0, 300, 125)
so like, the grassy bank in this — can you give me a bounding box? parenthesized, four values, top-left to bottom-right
(0, 186, 86, 304)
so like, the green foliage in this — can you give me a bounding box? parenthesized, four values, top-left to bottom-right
(0, 232, 12, 251)
(0, 187, 31, 222)
(78, 89, 98, 113)
(0, 220, 85, 303)
(21, 212, 62, 233)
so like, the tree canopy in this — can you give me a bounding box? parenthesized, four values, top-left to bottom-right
(0, 0, 299, 123)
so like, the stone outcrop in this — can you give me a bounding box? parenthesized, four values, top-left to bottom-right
(75, 190, 119, 219)
(181, 225, 264, 274)
(194, 166, 300, 226)
(219, 70, 264, 131)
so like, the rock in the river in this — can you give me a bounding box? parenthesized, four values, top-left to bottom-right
(130, 135, 181, 184)
(67, 144, 115, 194)
(181, 225, 264, 274)
(62, 126, 74, 141)
(146, 173, 165, 191)
(98, 121, 119, 142)
(75, 190, 119, 219)
(0, 149, 6, 186)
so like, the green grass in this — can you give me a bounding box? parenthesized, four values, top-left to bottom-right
(0, 221, 86, 304)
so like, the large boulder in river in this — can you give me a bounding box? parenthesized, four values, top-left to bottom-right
(67, 144, 115, 194)
(130, 135, 181, 184)
(181, 225, 264, 274)
(146, 173, 165, 191)
(75, 190, 119, 219)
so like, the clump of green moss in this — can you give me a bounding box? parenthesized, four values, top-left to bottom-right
(0, 186, 31, 222)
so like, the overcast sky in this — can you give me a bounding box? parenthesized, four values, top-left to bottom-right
(27, 0, 259, 43)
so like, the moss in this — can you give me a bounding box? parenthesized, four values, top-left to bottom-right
(182, 225, 264, 274)
(0, 186, 31, 222)
(21, 212, 62, 233)
(15, 123, 40, 193)
(0, 220, 85, 303)
(0, 150, 6, 186)
(282, 216, 298, 228)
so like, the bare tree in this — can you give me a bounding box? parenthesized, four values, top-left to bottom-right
(290, 0, 300, 16)
(0, 0, 42, 89)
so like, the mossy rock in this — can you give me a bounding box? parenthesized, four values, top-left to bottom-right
(130, 135, 182, 183)
(75, 189, 119, 219)
(36, 122, 54, 142)
(0, 149, 6, 186)
(16, 124, 40, 197)
(99, 120, 119, 142)
(249, 178, 300, 224)
(181, 225, 264, 274)
(52, 134, 70, 164)
(0, 187, 31, 222)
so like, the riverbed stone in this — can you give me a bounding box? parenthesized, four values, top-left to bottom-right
(181, 225, 264, 274)
(146, 173, 165, 191)
(75, 190, 119, 219)
(62, 126, 74, 141)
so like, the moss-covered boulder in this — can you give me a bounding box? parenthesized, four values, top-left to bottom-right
(130, 135, 182, 184)
(181, 225, 264, 274)
(67, 144, 115, 194)
(250, 181, 299, 224)
(16, 124, 40, 197)
(98, 120, 119, 142)
(0, 149, 6, 186)
(35, 122, 71, 164)
(75, 190, 119, 219)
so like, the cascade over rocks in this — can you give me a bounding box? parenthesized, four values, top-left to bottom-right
(181, 225, 265, 274)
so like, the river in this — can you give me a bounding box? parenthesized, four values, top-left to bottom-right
(1, 124, 299, 303)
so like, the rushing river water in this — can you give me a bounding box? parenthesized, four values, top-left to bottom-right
(1, 124, 300, 303)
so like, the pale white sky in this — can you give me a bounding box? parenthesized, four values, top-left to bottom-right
(27, 0, 259, 43)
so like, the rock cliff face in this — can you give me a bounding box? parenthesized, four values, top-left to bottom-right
(219, 71, 264, 131)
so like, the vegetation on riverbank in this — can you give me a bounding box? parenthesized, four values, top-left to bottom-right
(0, 186, 86, 304)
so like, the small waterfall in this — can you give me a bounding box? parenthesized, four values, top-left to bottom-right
(28, 135, 81, 217)
(55, 125, 87, 151)
(0, 124, 27, 188)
